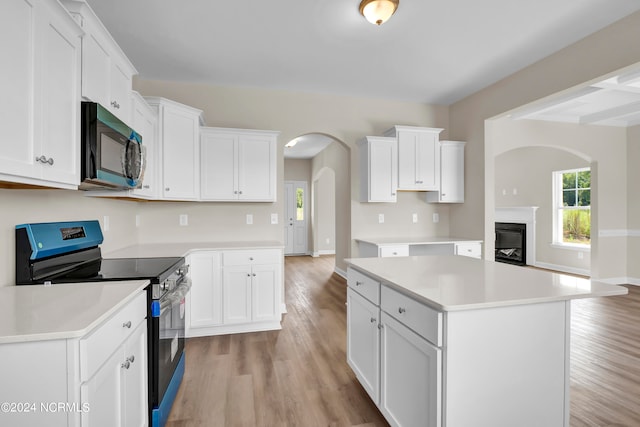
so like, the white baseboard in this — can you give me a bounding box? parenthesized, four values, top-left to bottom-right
(534, 262, 590, 277)
(334, 266, 347, 279)
(592, 277, 640, 286)
(312, 250, 336, 257)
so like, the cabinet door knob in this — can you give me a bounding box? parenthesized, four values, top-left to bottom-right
(122, 321, 132, 329)
(398, 307, 406, 314)
(127, 355, 135, 364)
(378, 323, 384, 330)
(234, 191, 238, 194)
(121, 361, 131, 370)
(111, 100, 120, 109)
(249, 257, 254, 261)
(247, 273, 251, 277)
(143, 185, 150, 189)
(370, 317, 377, 323)
(252, 273, 256, 277)
(165, 188, 170, 191)
(391, 192, 396, 196)
(355, 281, 363, 286)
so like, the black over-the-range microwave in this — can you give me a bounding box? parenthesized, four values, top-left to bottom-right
(80, 101, 145, 190)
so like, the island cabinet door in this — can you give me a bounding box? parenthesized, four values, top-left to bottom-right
(346, 288, 380, 404)
(380, 312, 442, 427)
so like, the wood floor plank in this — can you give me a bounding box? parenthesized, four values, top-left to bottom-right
(166, 256, 640, 427)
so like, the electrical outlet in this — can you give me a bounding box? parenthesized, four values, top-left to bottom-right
(325, 238, 330, 244)
(412, 213, 418, 223)
(135, 215, 140, 228)
(433, 213, 440, 223)
(103, 216, 110, 231)
(512, 188, 518, 195)
(378, 214, 384, 224)
(578, 252, 584, 259)
(246, 214, 253, 225)
(179, 214, 188, 226)
(271, 213, 278, 225)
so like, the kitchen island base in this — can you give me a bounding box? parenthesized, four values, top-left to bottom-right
(346, 256, 626, 427)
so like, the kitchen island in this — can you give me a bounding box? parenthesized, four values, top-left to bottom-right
(345, 255, 627, 427)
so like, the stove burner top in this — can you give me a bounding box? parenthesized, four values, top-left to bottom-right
(58, 257, 184, 284)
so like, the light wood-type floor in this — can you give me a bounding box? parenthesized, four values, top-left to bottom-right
(166, 255, 640, 427)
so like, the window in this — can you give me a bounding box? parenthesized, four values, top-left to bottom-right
(296, 187, 304, 221)
(553, 168, 590, 246)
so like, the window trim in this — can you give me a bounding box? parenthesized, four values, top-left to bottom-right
(552, 167, 591, 248)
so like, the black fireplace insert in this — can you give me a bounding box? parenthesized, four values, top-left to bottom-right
(495, 222, 526, 266)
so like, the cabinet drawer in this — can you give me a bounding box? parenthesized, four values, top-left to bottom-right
(80, 291, 147, 382)
(455, 242, 482, 259)
(223, 249, 281, 266)
(381, 285, 442, 347)
(347, 268, 380, 305)
(379, 245, 409, 257)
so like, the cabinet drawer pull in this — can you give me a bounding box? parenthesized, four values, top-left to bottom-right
(355, 281, 363, 286)
(398, 307, 406, 314)
(35, 155, 54, 165)
(122, 321, 132, 329)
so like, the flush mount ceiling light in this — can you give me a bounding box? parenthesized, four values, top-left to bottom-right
(359, 0, 399, 26)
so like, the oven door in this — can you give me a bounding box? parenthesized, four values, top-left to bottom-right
(152, 280, 190, 407)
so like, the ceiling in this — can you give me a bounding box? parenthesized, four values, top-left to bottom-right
(85, 0, 640, 106)
(284, 134, 335, 159)
(512, 69, 640, 127)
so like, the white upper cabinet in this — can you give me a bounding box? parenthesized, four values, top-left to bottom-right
(62, 0, 137, 125)
(130, 91, 158, 199)
(145, 97, 204, 201)
(358, 136, 397, 203)
(385, 125, 443, 191)
(0, 0, 82, 189)
(427, 140, 466, 204)
(200, 127, 278, 202)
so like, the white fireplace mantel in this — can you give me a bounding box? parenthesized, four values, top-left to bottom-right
(495, 207, 538, 266)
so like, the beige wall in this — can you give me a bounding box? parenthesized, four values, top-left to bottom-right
(628, 125, 640, 282)
(134, 80, 450, 273)
(284, 159, 312, 182)
(313, 168, 336, 254)
(450, 10, 640, 282)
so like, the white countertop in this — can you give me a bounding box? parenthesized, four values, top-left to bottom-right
(0, 280, 149, 344)
(355, 236, 483, 245)
(105, 241, 284, 258)
(346, 256, 627, 311)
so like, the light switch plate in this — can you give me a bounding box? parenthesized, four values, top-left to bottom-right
(246, 214, 253, 225)
(179, 214, 188, 226)
(271, 213, 278, 225)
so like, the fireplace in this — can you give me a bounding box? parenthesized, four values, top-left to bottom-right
(495, 222, 527, 266)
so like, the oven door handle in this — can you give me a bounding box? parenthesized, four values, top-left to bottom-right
(159, 280, 192, 311)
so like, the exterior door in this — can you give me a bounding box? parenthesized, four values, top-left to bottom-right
(284, 181, 308, 255)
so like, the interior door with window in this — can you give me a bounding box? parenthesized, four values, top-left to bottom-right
(284, 181, 308, 255)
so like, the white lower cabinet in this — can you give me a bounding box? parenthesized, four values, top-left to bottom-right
(0, 290, 148, 427)
(380, 312, 441, 427)
(347, 267, 441, 427)
(346, 288, 380, 404)
(81, 320, 147, 427)
(187, 248, 283, 337)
